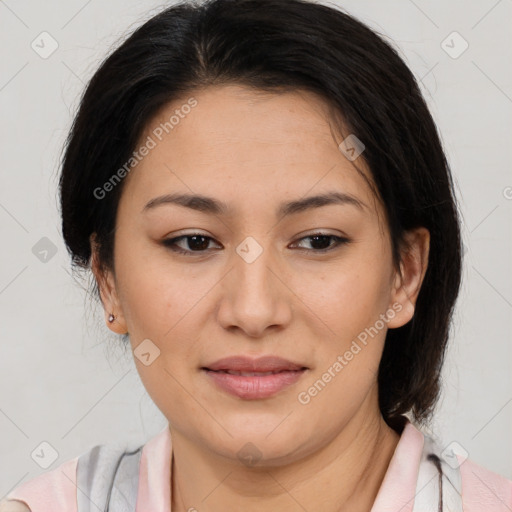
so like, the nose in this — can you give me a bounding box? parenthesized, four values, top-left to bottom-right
(216, 236, 293, 338)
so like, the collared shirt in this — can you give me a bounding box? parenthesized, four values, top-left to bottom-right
(6, 419, 512, 511)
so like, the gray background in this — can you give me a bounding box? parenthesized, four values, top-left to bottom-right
(1, 0, 511, 497)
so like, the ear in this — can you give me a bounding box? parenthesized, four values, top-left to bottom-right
(387, 227, 430, 328)
(90, 233, 128, 335)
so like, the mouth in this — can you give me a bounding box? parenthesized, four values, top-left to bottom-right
(207, 369, 300, 376)
(201, 355, 308, 399)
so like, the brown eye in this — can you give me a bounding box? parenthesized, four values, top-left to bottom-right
(291, 233, 350, 252)
(162, 234, 221, 255)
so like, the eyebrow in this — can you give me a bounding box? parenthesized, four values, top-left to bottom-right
(142, 191, 366, 217)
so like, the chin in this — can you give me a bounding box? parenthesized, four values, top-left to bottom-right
(203, 420, 315, 467)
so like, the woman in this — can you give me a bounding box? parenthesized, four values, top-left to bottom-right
(2, 0, 511, 510)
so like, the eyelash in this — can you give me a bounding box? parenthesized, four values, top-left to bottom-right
(162, 232, 350, 256)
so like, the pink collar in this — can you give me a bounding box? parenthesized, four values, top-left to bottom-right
(370, 420, 424, 512)
(136, 419, 424, 512)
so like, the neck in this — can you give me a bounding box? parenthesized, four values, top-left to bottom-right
(170, 397, 400, 512)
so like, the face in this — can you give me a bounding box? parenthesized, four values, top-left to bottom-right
(92, 84, 428, 466)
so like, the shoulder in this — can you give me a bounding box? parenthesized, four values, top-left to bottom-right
(2, 456, 78, 511)
(458, 455, 512, 510)
(0, 500, 32, 512)
(404, 420, 512, 510)
(3, 439, 146, 512)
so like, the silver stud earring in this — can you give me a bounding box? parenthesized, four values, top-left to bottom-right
(108, 313, 115, 323)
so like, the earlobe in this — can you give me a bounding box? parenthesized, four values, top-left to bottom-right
(387, 227, 430, 329)
(89, 233, 129, 335)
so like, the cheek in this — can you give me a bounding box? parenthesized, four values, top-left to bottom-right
(292, 253, 393, 342)
(294, 265, 391, 419)
(113, 236, 206, 337)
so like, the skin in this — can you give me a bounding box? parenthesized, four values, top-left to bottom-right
(91, 84, 430, 512)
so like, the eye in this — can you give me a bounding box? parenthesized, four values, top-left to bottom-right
(162, 234, 221, 256)
(290, 233, 350, 252)
(162, 232, 350, 257)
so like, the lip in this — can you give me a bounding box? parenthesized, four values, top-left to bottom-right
(202, 355, 308, 400)
(203, 355, 306, 372)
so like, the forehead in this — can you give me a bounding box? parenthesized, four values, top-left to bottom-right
(120, 84, 378, 216)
